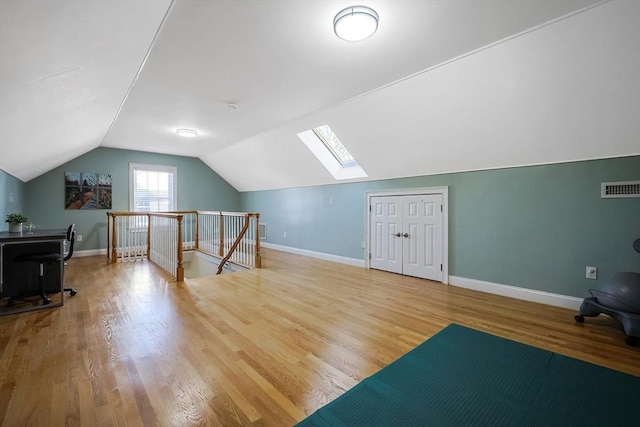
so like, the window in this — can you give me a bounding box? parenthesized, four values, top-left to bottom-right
(312, 124, 357, 167)
(297, 124, 367, 180)
(129, 163, 177, 213)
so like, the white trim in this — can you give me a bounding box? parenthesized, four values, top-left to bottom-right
(75, 248, 108, 257)
(262, 243, 580, 310)
(261, 242, 365, 267)
(77, 246, 581, 309)
(365, 186, 449, 284)
(449, 275, 583, 310)
(129, 163, 178, 212)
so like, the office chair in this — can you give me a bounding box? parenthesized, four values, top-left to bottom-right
(10, 224, 78, 306)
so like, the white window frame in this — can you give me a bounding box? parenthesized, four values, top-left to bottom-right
(129, 163, 178, 213)
(297, 127, 367, 180)
(312, 125, 357, 167)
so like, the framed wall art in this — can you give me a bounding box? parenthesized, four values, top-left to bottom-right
(64, 172, 112, 209)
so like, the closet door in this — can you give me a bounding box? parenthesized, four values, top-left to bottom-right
(370, 196, 403, 274)
(369, 194, 444, 282)
(402, 194, 443, 281)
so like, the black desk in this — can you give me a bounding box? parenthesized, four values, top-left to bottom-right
(0, 229, 67, 314)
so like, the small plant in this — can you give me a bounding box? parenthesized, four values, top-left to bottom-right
(5, 213, 29, 225)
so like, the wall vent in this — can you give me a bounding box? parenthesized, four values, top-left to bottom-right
(259, 223, 267, 240)
(601, 181, 640, 198)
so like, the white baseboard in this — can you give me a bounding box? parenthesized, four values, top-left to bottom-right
(75, 248, 108, 258)
(261, 242, 365, 267)
(82, 243, 580, 310)
(449, 275, 583, 310)
(260, 244, 581, 310)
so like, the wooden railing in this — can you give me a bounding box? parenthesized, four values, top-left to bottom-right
(197, 211, 262, 272)
(106, 210, 260, 280)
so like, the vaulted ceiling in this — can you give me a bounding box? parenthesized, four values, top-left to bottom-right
(1, 0, 638, 191)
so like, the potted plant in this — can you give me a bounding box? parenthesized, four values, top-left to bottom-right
(6, 213, 29, 233)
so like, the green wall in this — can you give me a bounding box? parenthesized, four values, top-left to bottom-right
(16, 151, 640, 299)
(0, 169, 26, 232)
(25, 147, 240, 250)
(240, 156, 640, 298)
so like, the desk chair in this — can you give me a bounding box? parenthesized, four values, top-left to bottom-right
(10, 224, 78, 306)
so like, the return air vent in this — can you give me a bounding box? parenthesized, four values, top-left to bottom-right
(601, 181, 640, 198)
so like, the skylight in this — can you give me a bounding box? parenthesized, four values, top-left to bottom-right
(312, 124, 356, 167)
(297, 125, 367, 180)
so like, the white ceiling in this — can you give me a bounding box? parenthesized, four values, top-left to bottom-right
(1, 0, 638, 191)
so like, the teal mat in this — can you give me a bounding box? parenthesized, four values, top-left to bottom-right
(297, 324, 639, 426)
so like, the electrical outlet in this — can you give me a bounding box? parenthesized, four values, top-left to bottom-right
(77, 234, 83, 242)
(586, 266, 597, 279)
(283, 231, 287, 238)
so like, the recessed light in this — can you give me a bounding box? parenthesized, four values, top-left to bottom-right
(176, 128, 198, 138)
(334, 5, 379, 42)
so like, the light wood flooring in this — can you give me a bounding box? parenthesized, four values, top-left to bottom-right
(1, 249, 639, 426)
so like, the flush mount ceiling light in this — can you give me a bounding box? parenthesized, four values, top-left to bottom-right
(176, 128, 198, 138)
(333, 5, 379, 42)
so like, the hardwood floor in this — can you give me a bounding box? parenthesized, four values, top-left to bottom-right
(1, 248, 638, 426)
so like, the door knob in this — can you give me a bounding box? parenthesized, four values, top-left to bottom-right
(403, 233, 410, 238)
(392, 232, 402, 237)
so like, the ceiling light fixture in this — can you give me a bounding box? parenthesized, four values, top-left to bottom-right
(176, 128, 198, 138)
(333, 5, 379, 42)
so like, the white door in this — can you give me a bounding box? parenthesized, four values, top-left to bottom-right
(402, 195, 442, 281)
(370, 194, 443, 281)
(370, 196, 403, 274)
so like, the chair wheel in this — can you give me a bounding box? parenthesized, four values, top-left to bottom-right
(574, 315, 585, 323)
(626, 336, 638, 347)
(70, 290, 77, 296)
(7, 299, 15, 307)
(42, 298, 51, 305)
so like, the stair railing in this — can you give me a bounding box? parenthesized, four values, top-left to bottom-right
(107, 210, 260, 280)
(148, 213, 184, 282)
(196, 211, 261, 270)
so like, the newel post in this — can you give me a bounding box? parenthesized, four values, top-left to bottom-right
(109, 213, 118, 264)
(255, 213, 262, 268)
(176, 215, 184, 282)
(146, 214, 151, 261)
(219, 212, 225, 257)
(195, 211, 200, 250)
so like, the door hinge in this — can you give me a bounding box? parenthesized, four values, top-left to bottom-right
(369, 205, 371, 212)
(440, 264, 443, 271)
(369, 253, 371, 260)
(440, 205, 443, 212)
